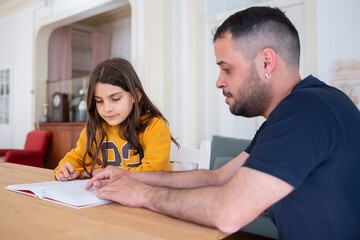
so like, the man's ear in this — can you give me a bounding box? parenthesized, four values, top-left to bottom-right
(262, 48, 276, 76)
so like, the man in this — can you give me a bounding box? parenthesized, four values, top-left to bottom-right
(86, 6, 360, 239)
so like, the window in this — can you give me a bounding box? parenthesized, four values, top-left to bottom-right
(0, 68, 10, 124)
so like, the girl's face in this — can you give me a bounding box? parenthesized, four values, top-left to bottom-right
(94, 82, 134, 126)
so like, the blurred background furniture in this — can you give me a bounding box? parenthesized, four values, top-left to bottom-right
(39, 122, 84, 169)
(170, 140, 211, 171)
(0, 130, 51, 168)
(210, 135, 278, 239)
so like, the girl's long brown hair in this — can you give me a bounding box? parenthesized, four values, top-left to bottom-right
(82, 58, 178, 176)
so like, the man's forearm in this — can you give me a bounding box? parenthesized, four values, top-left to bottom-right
(87, 152, 248, 190)
(139, 166, 294, 233)
(132, 169, 222, 188)
(132, 151, 249, 189)
(94, 165, 293, 233)
(143, 184, 223, 229)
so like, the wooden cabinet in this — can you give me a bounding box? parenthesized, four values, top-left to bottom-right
(39, 122, 85, 169)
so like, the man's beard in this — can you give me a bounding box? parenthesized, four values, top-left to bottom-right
(228, 64, 272, 117)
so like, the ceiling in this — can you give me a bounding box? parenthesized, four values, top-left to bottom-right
(77, 4, 131, 27)
(0, 1, 131, 26)
(0, 0, 42, 18)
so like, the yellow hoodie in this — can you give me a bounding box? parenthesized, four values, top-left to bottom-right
(54, 117, 171, 176)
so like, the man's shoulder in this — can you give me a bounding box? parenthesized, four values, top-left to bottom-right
(283, 75, 349, 110)
(292, 75, 346, 100)
(269, 78, 340, 129)
(290, 75, 358, 117)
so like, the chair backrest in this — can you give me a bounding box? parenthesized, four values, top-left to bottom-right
(170, 140, 211, 171)
(210, 135, 251, 170)
(24, 130, 52, 153)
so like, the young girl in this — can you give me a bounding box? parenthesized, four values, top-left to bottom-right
(54, 58, 178, 181)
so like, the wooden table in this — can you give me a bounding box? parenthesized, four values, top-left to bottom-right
(0, 163, 228, 239)
(0, 163, 274, 240)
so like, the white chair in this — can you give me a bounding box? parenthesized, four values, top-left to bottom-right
(170, 140, 211, 171)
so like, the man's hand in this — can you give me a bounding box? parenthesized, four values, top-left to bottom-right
(94, 176, 150, 208)
(85, 166, 129, 190)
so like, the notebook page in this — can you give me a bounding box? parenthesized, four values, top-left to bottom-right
(42, 180, 110, 206)
(6, 179, 110, 208)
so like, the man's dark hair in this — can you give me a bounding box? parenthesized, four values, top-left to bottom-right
(213, 6, 300, 69)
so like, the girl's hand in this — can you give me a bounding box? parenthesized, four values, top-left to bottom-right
(55, 162, 81, 181)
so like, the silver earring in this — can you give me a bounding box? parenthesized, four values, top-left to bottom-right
(265, 73, 271, 79)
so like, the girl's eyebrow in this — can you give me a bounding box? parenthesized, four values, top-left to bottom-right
(110, 91, 124, 97)
(94, 91, 123, 98)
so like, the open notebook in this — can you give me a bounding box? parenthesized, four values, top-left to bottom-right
(5, 179, 111, 209)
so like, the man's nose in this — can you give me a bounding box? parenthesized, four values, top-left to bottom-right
(216, 74, 226, 89)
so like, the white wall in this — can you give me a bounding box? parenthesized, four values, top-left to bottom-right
(0, 3, 43, 148)
(109, 17, 132, 60)
(317, 0, 360, 84)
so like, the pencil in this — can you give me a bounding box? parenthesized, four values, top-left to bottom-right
(57, 166, 103, 173)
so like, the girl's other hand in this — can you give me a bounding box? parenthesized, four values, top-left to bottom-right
(79, 167, 103, 179)
(91, 167, 104, 177)
(55, 162, 80, 181)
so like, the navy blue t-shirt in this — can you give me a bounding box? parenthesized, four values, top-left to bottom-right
(244, 75, 360, 240)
